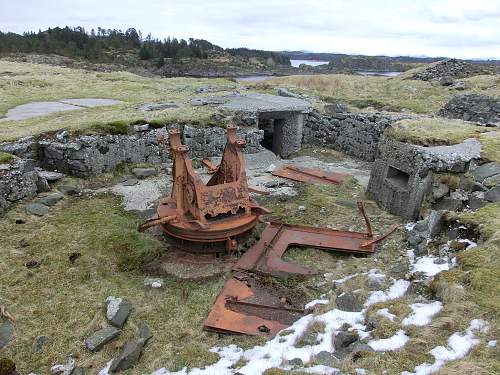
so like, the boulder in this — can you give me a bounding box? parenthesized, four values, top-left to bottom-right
(313, 351, 337, 367)
(472, 163, 500, 182)
(38, 193, 64, 206)
(485, 186, 500, 202)
(333, 331, 358, 349)
(137, 321, 153, 343)
(0, 321, 14, 349)
(32, 335, 51, 353)
(131, 168, 157, 179)
(26, 203, 49, 216)
(58, 185, 81, 196)
(84, 326, 120, 352)
(105, 297, 131, 328)
(483, 174, 500, 188)
(109, 339, 146, 372)
(37, 169, 64, 182)
(335, 292, 363, 312)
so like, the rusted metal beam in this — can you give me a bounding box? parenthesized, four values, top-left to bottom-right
(272, 165, 351, 185)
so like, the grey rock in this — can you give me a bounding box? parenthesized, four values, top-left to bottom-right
(110, 339, 146, 372)
(137, 321, 153, 343)
(105, 297, 131, 328)
(315, 351, 337, 366)
(433, 197, 463, 211)
(391, 260, 409, 276)
(283, 357, 303, 366)
(439, 93, 500, 126)
(468, 195, 488, 210)
(133, 124, 150, 132)
(139, 103, 179, 111)
(438, 75, 454, 86)
(84, 326, 120, 352)
(450, 81, 465, 90)
(335, 292, 362, 312)
(26, 203, 49, 216)
(131, 168, 157, 179)
(264, 180, 280, 188)
(58, 185, 81, 196)
(324, 102, 348, 114)
(333, 331, 358, 349)
(36, 175, 50, 193)
(122, 178, 139, 186)
(32, 335, 51, 353)
(432, 182, 449, 201)
(277, 87, 304, 99)
(0, 321, 14, 349)
(483, 174, 500, 188)
(38, 193, 64, 206)
(485, 186, 500, 202)
(62, 357, 76, 375)
(72, 368, 85, 375)
(472, 163, 500, 182)
(350, 343, 375, 359)
(144, 277, 164, 288)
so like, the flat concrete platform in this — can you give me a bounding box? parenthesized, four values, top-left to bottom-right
(219, 93, 310, 113)
(0, 98, 122, 122)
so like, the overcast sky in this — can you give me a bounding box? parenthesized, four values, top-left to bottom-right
(1, 0, 500, 59)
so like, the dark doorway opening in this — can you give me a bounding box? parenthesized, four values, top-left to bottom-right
(258, 118, 285, 155)
(385, 165, 410, 189)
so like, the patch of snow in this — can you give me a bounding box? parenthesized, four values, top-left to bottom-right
(355, 369, 367, 375)
(367, 269, 386, 283)
(151, 281, 162, 288)
(487, 340, 497, 347)
(411, 256, 450, 278)
(331, 273, 360, 284)
(377, 308, 396, 322)
(294, 365, 340, 374)
(97, 361, 113, 375)
(305, 299, 329, 309)
(364, 279, 410, 307)
(405, 222, 416, 231)
(402, 302, 443, 327)
(368, 330, 409, 351)
(402, 319, 489, 375)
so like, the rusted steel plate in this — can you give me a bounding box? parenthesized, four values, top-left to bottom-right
(234, 219, 398, 278)
(203, 272, 307, 336)
(272, 165, 351, 185)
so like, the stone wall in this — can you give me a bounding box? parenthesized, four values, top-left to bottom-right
(303, 110, 408, 161)
(0, 125, 264, 178)
(0, 159, 48, 214)
(438, 93, 500, 126)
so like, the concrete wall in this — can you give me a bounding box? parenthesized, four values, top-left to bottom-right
(303, 110, 408, 161)
(258, 111, 303, 158)
(367, 137, 433, 220)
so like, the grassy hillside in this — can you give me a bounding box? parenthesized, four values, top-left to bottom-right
(0, 60, 232, 141)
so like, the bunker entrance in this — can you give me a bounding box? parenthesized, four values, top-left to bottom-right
(386, 165, 410, 190)
(258, 117, 286, 156)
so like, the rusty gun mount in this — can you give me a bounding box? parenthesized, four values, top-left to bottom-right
(139, 125, 268, 252)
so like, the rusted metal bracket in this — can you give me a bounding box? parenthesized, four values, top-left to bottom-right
(203, 272, 308, 336)
(272, 165, 351, 185)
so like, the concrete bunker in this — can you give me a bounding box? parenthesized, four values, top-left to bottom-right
(219, 93, 310, 158)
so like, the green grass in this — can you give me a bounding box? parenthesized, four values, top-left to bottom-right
(0, 60, 232, 141)
(0, 151, 15, 163)
(385, 117, 500, 162)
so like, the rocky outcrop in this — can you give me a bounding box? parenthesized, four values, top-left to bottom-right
(438, 93, 500, 126)
(413, 59, 492, 81)
(0, 159, 48, 214)
(303, 110, 410, 161)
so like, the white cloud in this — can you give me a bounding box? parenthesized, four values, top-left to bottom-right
(1, 0, 499, 58)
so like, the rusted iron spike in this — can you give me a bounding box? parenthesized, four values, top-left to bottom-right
(361, 224, 400, 248)
(201, 158, 219, 174)
(138, 215, 176, 232)
(357, 201, 373, 237)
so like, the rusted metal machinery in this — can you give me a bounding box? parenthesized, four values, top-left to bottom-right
(272, 164, 351, 185)
(139, 125, 268, 251)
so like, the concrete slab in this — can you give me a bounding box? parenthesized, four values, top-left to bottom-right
(0, 98, 122, 122)
(0, 101, 83, 121)
(219, 93, 310, 113)
(59, 98, 122, 107)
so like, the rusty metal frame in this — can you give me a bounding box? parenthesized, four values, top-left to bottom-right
(272, 164, 351, 185)
(139, 125, 268, 245)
